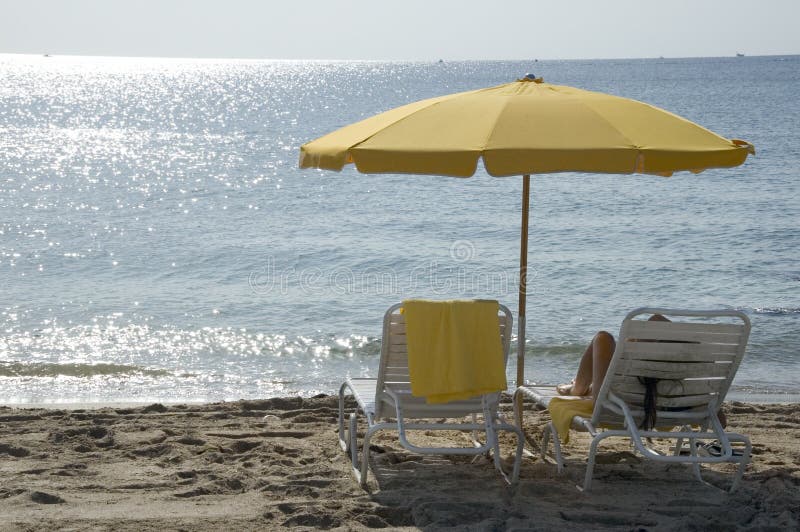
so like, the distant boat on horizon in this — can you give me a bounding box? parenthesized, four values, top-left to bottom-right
(736, 52, 745, 57)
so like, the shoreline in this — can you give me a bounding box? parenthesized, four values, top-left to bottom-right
(0, 395, 797, 530)
(4, 388, 800, 410)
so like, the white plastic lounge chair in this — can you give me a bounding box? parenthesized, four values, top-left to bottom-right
(338, 302, 524, 487)
(513, 307, 752, 492)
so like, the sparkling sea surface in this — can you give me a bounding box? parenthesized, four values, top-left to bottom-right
(1, 53, 798, 404)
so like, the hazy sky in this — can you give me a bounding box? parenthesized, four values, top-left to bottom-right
(3, 0, 799, 61)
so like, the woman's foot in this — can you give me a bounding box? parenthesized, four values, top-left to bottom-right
(556, 382, 574, 395)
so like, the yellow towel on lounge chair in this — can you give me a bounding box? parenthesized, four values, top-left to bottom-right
(402, 299, 506, 404)
(548, 396, 594, 444)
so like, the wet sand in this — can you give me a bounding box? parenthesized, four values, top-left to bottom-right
(0, 396, 797, 530)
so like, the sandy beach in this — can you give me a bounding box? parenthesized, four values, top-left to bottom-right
(0, 396, 797, 530)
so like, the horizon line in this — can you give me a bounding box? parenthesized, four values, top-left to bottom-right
(2, 51, 799, 63)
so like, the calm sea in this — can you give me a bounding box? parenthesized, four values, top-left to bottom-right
(1, 54, 798, 404)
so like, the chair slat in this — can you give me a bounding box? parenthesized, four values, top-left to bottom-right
(613, 391, 718, 408)
(383, 371, 411, 381)
(625, 320, 744, 344)
(385, 359, 409, 367)
(611, 375, 727, 396)
(388, 344, 408, 355)
(621, 340, 739, 360)
(615, 359, 733, 379)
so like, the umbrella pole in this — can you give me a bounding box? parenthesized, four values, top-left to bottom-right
(516, 174, 531, 388)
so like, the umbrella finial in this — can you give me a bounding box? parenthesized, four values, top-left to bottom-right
(518, 74, 544, 83)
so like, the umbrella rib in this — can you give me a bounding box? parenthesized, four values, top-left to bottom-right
(480, 92, 515, 170)
(347, 82, 513, 166)
(567, 92, 733, 172)
(562, 93, 642, 160)
(480, 86, 643, 175)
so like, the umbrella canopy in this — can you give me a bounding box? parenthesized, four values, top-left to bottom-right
(300, 76, 753, 177)
(299, 76, 754, 387)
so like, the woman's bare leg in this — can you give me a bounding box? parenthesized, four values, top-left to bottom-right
(565, 341, 595, 396)
(590, 331, 616, 402)
(558, 331, 615, 396)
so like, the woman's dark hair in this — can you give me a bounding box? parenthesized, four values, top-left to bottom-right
(638, 377, 659, 430)
(635, 314, 670, 430)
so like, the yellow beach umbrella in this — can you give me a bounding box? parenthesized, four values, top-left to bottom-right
(299, 75, 754, 386)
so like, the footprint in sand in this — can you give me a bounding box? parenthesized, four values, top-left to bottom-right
(226, 440, 260, 453)
(173, 486, 212, 498)
(286, 478, 333, 489)
(173, 477, 246, 498)
(174, 435, 205, 446)
(141, 403, 168, 413)
(52, 463, 89, 476)
(48, 426, 114, 450)
(282, 513, 340, 529)
(0, 443, 31, 457)
(129, 443, 173, 458)
(277, 502, 345, 529)
(21, 468, 49, 475)
(30, 491, 65, 504)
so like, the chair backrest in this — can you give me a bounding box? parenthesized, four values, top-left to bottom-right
(592, 308, 751, 427)
(374, 301, 513, 420)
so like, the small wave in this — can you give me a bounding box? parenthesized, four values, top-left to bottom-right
(525, 342, 586, 357)
(751, 307, 800, 316)
(0, 362, 171, 378)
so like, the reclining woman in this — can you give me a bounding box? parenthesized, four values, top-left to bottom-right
(556, 313, 668, 399)
(556, 313, 727, 427)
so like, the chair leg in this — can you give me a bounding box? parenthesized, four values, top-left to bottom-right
(339, 383, 370, 487)
(583, 431, 614, 491)
(510, 421, 525, 485)
(483, 402, 508, 481)
(488, 420, 503, 472)
(729, 434, 751, 493)
(548, 422, 565, 473)
(540, 422, 550, 459)
(688, 434, 703, 483)
(486, 415, 525, 486)
(583, 437, 600, 491)
(349, 413, 358, 471)
(358, 424, 380, 488)
(337, 383, 349, 452)
(470, 413, 482, 449)
(674, 427, 688, 456)
(475, 397, 525, 485)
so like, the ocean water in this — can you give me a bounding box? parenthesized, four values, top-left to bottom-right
(1, 54, 798, 404)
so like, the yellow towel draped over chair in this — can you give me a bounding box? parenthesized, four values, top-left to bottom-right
(402, 299, 507, 404)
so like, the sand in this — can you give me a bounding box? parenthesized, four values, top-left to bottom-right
(0, 396, 797, 531)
